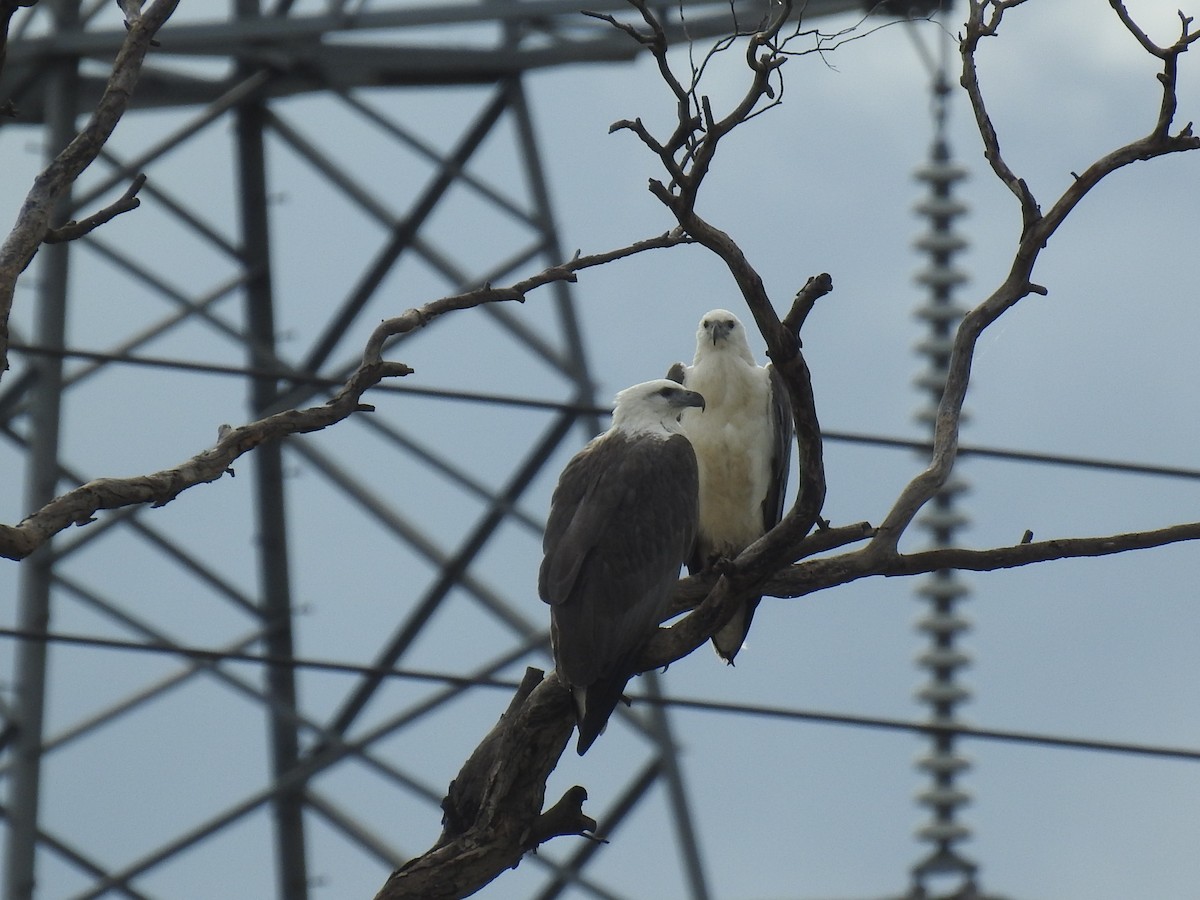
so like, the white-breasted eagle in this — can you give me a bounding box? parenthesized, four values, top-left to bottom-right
(668, 308, 793, 663)
(539, 379, 705, 754)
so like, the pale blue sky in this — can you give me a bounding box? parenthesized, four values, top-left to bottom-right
(2, 1, 1199, 898)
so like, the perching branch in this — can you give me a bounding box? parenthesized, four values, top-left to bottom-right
(373, 670, 576, 900)
(376, 0, 1200, 891)
(647, 517, 1200, 667)
(599, 0, 830, 653)
(684, 518, 1200, 605)
(380, 510, 1200, 899)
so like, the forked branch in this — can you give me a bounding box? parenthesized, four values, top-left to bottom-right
(600, 0, 829, 652)
(0, 0, 180, 374)
(869, 0, 1200, 558)
(43, 174, 147, 243)
(377, 2, 1200, 892)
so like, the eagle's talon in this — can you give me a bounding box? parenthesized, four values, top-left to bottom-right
(712, 557, 737, 578)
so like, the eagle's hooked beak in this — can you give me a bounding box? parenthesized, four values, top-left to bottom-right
(678, 389, 705, 413)
(708, 320, 733, 345)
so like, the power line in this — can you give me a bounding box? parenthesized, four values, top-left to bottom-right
(4, 341, 590, 414)
(8, 341, 1200, 482)
(1, 625, 1196, 765)
(831, 429, 1200, 481)
(632, 694, 1200, 763)
(0, 626, 522, 691)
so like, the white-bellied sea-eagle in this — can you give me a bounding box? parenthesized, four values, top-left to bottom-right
(668, 308, 793, 663)
(539, 379, 705, 754)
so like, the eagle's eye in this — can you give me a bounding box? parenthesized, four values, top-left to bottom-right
(658, 386, 673, 398)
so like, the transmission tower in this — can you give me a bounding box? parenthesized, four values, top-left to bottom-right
(909, 74, 977, 899)
(0, 2, 889, 899)
(905, 29, 1003, 900)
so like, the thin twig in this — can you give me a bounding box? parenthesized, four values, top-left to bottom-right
(43, 174, 147, 243)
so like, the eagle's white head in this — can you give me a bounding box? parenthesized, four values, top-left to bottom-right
(694, 308, 756, 366)
(611, 379, 706, 436)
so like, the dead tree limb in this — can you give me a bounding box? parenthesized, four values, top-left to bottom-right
(867, 0, 1200, 564)
(0, 230, 693, 561)
(0, 0, 180, 374)
(377, 6, 1200, 894)
(43, 173, 147, 243)
(372, 672, 576, 900)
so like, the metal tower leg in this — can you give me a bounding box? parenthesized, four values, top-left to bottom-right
(0, 1, 822, 892)
(5, 10, 79, 894)
(504, 76, 599, 431)
(234, 2, 308, 893)
(640, 672, 711, 900)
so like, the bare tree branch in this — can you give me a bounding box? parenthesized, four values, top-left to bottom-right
(666, 519, 877, 615)
(372, 672, 576, 900)
(0, 230, 694, 561)
(781, 272, 834, 342)
(375, 512, 1200, 899)
(960, 2, 1041, 229)
(0, 358, 411, 561)
(0, 0, 180, 375)
(877, 520, 1200, 579)
(43, 173, 147, 243)
(650, 519, 1200, 665)
(1108, 1, 1200, 60)
(868, 0, 1200, 561)
(376, 4, 1200, 892)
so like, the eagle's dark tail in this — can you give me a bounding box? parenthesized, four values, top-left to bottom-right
(574, 677, 630, 755)
(712, 596, 762, 664)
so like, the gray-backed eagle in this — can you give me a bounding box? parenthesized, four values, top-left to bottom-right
(539, 379, 705, 754)
(668, 309, 793, 663)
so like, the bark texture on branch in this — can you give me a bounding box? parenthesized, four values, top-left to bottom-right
(372, 671, 577, 900)
(0, 0, 180, 374)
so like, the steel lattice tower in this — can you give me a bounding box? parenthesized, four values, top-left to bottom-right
(0, 2, 879, 899)
(909, 73, 980, 900)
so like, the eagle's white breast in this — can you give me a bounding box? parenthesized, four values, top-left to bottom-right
(680, 349, 775, 558)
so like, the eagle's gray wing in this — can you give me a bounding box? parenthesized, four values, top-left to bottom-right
(539, 432, 697, 751)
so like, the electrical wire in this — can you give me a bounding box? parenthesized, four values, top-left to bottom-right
(3, 341, 587, 413)
(0, 625, 520, 691)
(5, 345, 1199, 781)
(7, 340, 1200, 481)
(0, 625, 1196, 764)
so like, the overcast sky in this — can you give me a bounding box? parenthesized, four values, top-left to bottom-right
(3, 1, 1199, 899)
